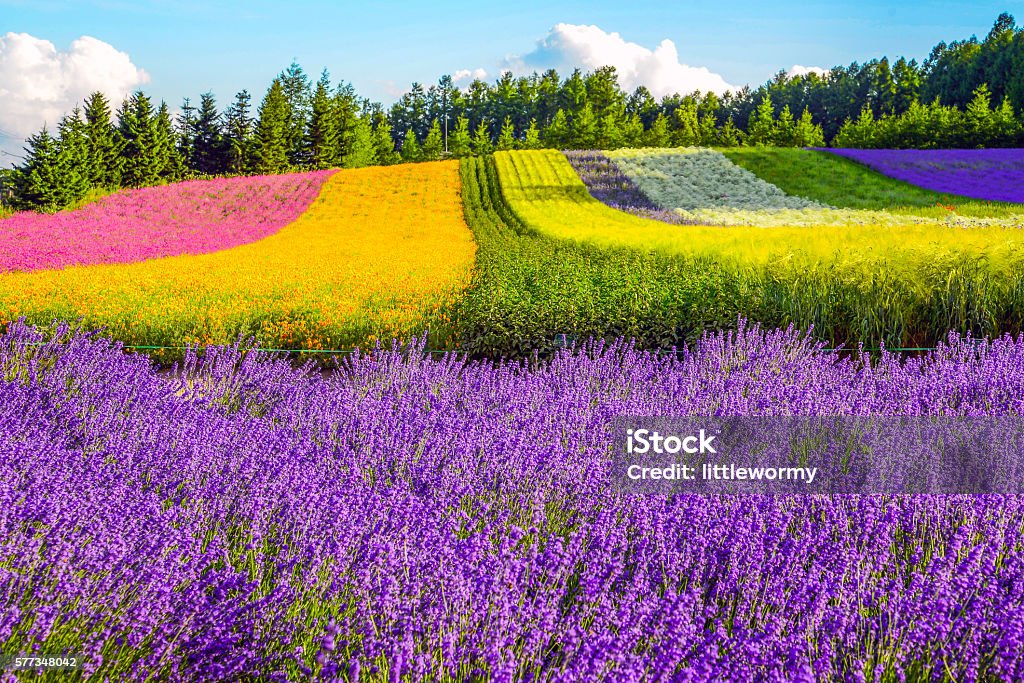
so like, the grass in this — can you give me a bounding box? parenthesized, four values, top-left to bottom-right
(721, 147, 1023, 219)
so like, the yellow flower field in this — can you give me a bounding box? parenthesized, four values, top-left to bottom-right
(0, 161, 476, 359)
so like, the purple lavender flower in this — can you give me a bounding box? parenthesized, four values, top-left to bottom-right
(820, 148, 1024, 204)
(2, 320, 1024, 680)
(563, 150, 697, 224)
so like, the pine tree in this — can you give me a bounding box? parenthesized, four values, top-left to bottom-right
(522, 119, 542, 149)
(793, 107, 825, 147)
(56, 110, 90, 204)
(450, 116, 472, 157)
(697, 113, 717, 147)
(747, 94, 776, 146)
(154, 101, 184, 181)
(471, 119, 493, 155)
(622, 113, 644, 147)
(82, 91, 121, 188)
(14, 126, 67, 211)
(597, 112, 623, 149)
(965, 84, 994, 147)
(775, 105, 797, 146)
(671, 102, 700, 146)
(279, 61, 311, 166)
(992, 97, 1021, 146)
(422, 119, 444, 160)
(544, 109, 570, 148)
(191, 93, 227, 175)
(253, 79, 291, 174)
(644, 112, 670, 147)
(496, 116, 516, 150)
(401, 128, 422, 162)
(224, 90, 253, 174)
(372, 117, 400, 165)
(118, 92, 161, 187)
(304, 71, 341, 169)
(570, 103, 597, 148)
(342, 116, 377, 168)
(177, 96, 196, 170)
(717, 117, 742, 147)
(832, 105, 876, 148)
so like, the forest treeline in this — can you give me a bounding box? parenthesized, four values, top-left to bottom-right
(2, 12, 1023, 212)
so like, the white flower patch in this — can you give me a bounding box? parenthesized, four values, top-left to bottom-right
(606, 147, 1024, 228)
(606, 147, 828, 211)
(673, 207, 1024, 228)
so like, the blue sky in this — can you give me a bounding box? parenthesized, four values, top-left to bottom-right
(0, 0, 1016, 155)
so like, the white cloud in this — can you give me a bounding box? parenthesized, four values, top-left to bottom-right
(0, 32, 149, 141)
(453, 68, 488, 83)
(503, 23, 736, 98)
(786, 64, 828, 79)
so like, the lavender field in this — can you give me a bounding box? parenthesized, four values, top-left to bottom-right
(821, 148, 1024, 204)
(2, 320, 1024, 681)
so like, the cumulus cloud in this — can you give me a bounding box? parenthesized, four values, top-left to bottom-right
(502, 24, 735, 98)
(786, 64, 828, 79)
(0, 32, 149, 141)
(453, 68, 488, 83)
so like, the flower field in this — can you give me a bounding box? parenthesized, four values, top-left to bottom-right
(0, 172, 333, 273)
(488, 148, 1024, 349)
(821, 148, 1024, 203)
(5, 144, 1024, 682)
(3, 320, 1023, 681)
(0, 162, 475, 358)
(600, 147, 1024, 227)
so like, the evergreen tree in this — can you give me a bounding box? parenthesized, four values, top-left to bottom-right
(644, 112, 670, 147)
(570, 102, 597, 148)
(774, 105, 797, 146)
(471, 119, 493, 155)
(422, 119, 444, 160)
(964, 84, 995, 147)
(450, 116, 472, 157)
(118, 92, 161, 187)
(833, 105, 877, 148)
(176, 96, 196, 170)
(333, 82, 362, 165)
(622, 113, 644, 147)
(224, 90, 253, 174)
(82, 91, 121, 188)
(717, 116, 742, 147)
(671, 101, 700, 146)
(793, 107, 825, 147)
(192, 93, 227, 175)
(522, 119, 542, 149)
(56, 110, 91, 204)
(279, 61, 311, 166)
(153, 102, 183, 181)
(252, 78, 291, 174)
(401, 128, 422, 162)
(304, 71, 341, 169)
(544, 109, 570, 148)
(496, 116, 516, 150)
(992, 97, 1021, 146)
(343, 116, 377, 168)
(14, 126, 67, 211)
(372, 116, 400, 165)
(597, 111, 623, 149)
(747, 94, 776, 146)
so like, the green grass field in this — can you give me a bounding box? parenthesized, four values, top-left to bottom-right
(721, 147, 1022, 219)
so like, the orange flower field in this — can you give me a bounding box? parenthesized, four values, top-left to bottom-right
(0, 161, 476, 359)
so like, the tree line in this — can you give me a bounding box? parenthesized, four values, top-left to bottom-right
(4, 12, 1023, 212)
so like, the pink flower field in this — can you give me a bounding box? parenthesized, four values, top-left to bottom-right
(0, 170, 335, 273)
